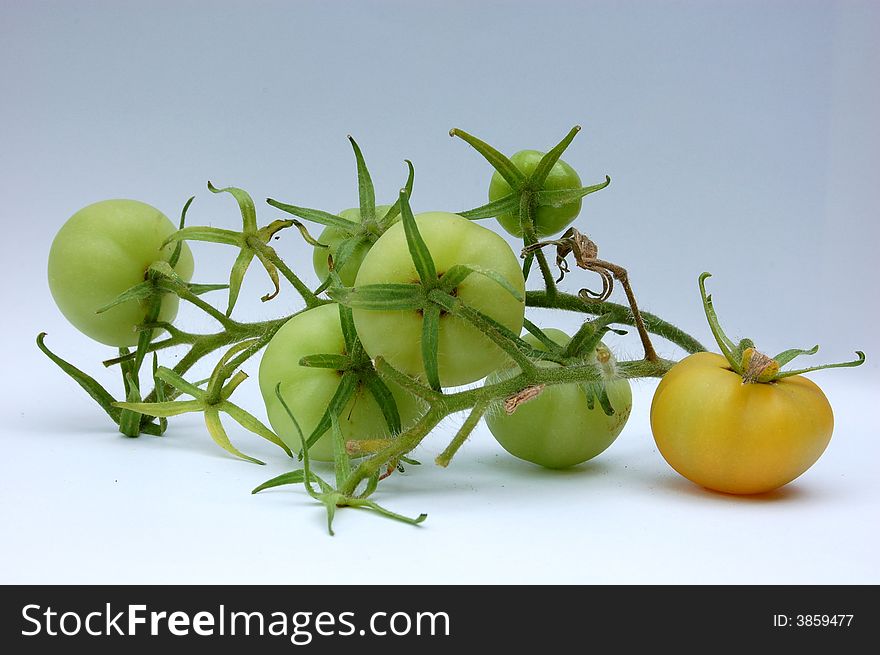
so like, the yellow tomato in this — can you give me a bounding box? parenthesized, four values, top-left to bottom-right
(650, 352, 833, 494)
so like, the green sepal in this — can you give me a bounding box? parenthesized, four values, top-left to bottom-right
(154, 366, 205, 398)
(449, 127, 525, 188)
(225, 248, 255, 316)
(361, 370, 402, 435)
(378, 160, 415, 229)
(220, 400, 293, 458)
(563, 313, 616, 359)
(36, 333, 121, 424)
(208, 181, 258, 232)
(348, 135, 376, 224)
(187, 282, 229, 295)
(338, 301, 360, 357)
(168, 195, 194, 268)
(775, 351, 866, 379)
(95, 281, 155, 314)
(298, 354, 351, 370)
(421, 304, 442, 391)
(328, 284, 425, 311)
(458, 193, 519, 220)
(439, 264, 524, 302)
(331, 413, 352, 489)
(289, 219, 327, 247)
(773, 345, 819, 367)
(266, 200, 359, 231)
(114, 399, 206, 418)
(251, 470, 306, 494)
(304, 371, 359, 450)
(152, 353, 168, 434)
(328, 235, 367, 279)
(203, 407, 264, 465)
(398, 189, 437, 286)
(534, 176, 611, 207)
(530, 126, 581, 188)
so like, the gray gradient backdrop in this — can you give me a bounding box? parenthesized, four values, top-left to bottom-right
(1, 1, 878, 583)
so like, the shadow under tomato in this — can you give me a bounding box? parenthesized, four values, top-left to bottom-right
(480, 451, 614, 479)
(655, 473, 814, 503)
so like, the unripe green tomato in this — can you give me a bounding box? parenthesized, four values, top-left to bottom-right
(485, 329, 632, 468)
(488, 150, 582, 238)
(47, 199, 194, 347)
(259, 303, 424, 461)
(312, 205, 393, 287)
(352, 211, 526, 387)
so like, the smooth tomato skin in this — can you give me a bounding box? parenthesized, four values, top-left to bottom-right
(259, 303, 423, 461)
(352, 211, 526, 387)
(485, 329, 632, 468)
(650, 352, 834, 494)
(488, 150, 582, 238)
(47, 199, 194, 347)
(312, 205, 392, 287)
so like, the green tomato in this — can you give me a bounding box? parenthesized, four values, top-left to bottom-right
(259, 303, 423, 461)
(47, 199, 194, 347)
(485, 329, 632, 468)
(488, 149, 582, 238)
(312, 205, 393, 287)
(352, 211, 525, 387)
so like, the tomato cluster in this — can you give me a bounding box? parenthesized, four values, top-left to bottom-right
(43, 128, 865, 532)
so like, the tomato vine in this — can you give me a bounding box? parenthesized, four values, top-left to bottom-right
(39, 126, 764, 532)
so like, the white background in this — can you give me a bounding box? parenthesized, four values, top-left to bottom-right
(1, 0, 878, 584)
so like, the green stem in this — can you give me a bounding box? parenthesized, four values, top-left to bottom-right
(340, 355, 673, 494)
(175, 284, 238, 328)
(520, 192, 558, 298)
(140, 317, 288, 403)
(526, 290, 706, 354)
(435, 400, 489, 467)
(339, 409, 445, 496)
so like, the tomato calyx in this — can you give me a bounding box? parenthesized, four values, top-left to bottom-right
(452, 126, 611, 225)
(519, 321, 626, 417)
(330, 189, 528, 392)
(161, 183, 318, 315)
(699, 272, 865, 384)
(290, 304, 408, 452)
(267, 136, 415, 293)
(251, 384, 427, 536)
(114, 340, 293, 464)
(451, 126, 610, 279)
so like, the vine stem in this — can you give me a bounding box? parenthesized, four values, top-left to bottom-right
(435, 399, 489, 467)
(520, 191, 558, 298)
(338, 355, 673, 494)
(339, 409, 445, 496)
(175, 285, 238, 328)
(140, 317, 289, 403)
(526, 290, 706, 354)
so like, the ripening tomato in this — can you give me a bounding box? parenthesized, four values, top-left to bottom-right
(259, 303, 423, 461)
(312, 205, 393, 287)
(486, 329, 632, 468)
(351, 211, 525, 387)
(47, 199, 194, 347)
(650, 352, 834, 494)
(488, 150, 582, 237)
